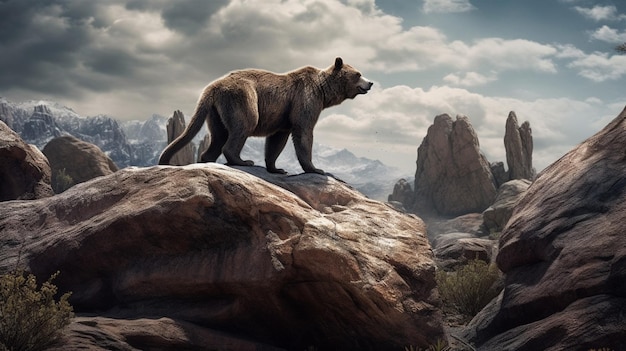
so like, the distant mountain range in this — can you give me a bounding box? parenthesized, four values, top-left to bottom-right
(0, 97, 410, 200)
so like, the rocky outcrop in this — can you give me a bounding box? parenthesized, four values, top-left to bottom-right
(42, 136, 118, 192)
(425, 213, 487, 240)
(504, 111, 534, 180)
(482, 179, 531, 234)
(49, 316, 284, 351)
(0, 120, 53, 200)
(414, 114, 497, 216)
(197, 133, 210, 162)
(432, 233, 496, 270)
(388, 178, 414, 207)
(465, 107, 626, 350)
(165, 110, 195, 165)
(0, 164, 444, 350)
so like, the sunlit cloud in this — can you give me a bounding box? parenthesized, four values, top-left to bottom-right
(422, 0, 475, 14)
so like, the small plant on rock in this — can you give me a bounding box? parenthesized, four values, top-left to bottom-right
(52, 168, 74, 193)
(436, 259, 502, 321)
(0, 270, 73, 351)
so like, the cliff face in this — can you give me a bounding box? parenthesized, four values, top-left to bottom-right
(0, 163, 444, 350)
(465, 106, 626, 350)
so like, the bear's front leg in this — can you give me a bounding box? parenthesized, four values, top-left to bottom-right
(265, 131, 290, 174)
(292, 128, 324, 175)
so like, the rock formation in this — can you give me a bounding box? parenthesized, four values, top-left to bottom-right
(504, 111, 534, 180)
(432, 233, 496, 270)
(413, 114, 497, 216)
(0, 164, 444, 350)
(388, 178, 414, 208)
(197, 132, 210, 162)
(165, 110, 195, 165)
(482, 179, 531, 234)
(21, 104, 63, 143)
(0, 120, 53, 200)
(465, 106, 626, 350)
(42, 136, 118, 193)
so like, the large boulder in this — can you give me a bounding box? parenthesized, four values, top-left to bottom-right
(43, 135, 118, 192)
(0, 164, 444, 350)
(482, 179, 531, 234)
(465, 107, 626, 350)
(504, 111, 534, 181)
(414, 114, 497, 216)
(165, 110, 195, 165)
(0, 120, 53, 200)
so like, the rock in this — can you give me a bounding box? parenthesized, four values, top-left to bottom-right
(43, 136, 118, 192)
(432, 233, 496, 270)
(489, 161, 508, 188)
(414, 114, 497, 216)
(0, 120, 53, 200)
(465, 106, 626, 350)
(165, 110, 195, 165)
(504, 111, 534, 181)
(0, 164, 444, 350)
(388, 178, 414, 207)
(21, 104, 63, 144)
(482, 179, 531, 234)
(48, 316, 285, 351)
(425, 213, 487, 240)
(197, 133, 210, 162)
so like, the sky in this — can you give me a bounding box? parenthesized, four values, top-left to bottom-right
(1, 0, 625, 175)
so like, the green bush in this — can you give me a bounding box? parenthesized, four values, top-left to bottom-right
(0, 271, 73, 351)
(52, 168, 74, 194)
(436, 259, 501, 320)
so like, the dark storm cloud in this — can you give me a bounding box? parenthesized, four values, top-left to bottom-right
(161, 0, 229, 35)
(0, 0, 98, 95)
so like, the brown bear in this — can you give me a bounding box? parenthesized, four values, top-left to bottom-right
(158, 57, 373, 174)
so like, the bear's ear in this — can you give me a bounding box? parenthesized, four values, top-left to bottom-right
(334, 57, 343, 71)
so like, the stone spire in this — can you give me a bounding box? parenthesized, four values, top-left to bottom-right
(504, 111, 534, 180)
(166, 110, 195, 166)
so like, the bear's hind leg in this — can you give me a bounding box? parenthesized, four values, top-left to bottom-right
(223, 131, 254, 167)
(265, 131, 290, 174)
(201, 113, 228, 162)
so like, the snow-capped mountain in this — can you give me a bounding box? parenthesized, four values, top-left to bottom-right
(0, 97, 409, 200)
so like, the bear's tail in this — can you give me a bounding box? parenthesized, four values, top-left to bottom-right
(158, 104, 208, 165)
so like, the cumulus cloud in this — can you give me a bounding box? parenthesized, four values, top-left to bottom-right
(422, 0, 475, 14)
(573, 5, 626, 21)
(443, 71, 497, 86)
(0, 0, 569, 120)
(316, 84, 619, 173)
(591, 25, 626, 43)
(567, 52, 626, 81)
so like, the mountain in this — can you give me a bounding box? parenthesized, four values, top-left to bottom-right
(0, 97, 408, 200)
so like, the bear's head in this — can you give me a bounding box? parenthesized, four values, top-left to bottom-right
(325, 57, 373, 105)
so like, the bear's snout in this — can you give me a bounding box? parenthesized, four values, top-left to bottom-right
(357, 77, 373, 94)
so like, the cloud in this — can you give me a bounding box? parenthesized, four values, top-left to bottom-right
(591, 25, 626, 43)
(443, 71, 497, 86)
(422, 0, 475, 14)
(316, 84, 619, 174)
(573, 5, 626, 21)
(567, 52, 626, 81)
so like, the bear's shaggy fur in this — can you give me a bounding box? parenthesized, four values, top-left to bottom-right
(158, 57, 373, 174)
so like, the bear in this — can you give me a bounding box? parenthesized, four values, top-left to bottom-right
(158, 57, 373, 174)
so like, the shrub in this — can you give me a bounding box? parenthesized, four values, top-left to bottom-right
(436, 259, 501, 320)
(0, 270, 73, 351)
(52, 168, 74, 194)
